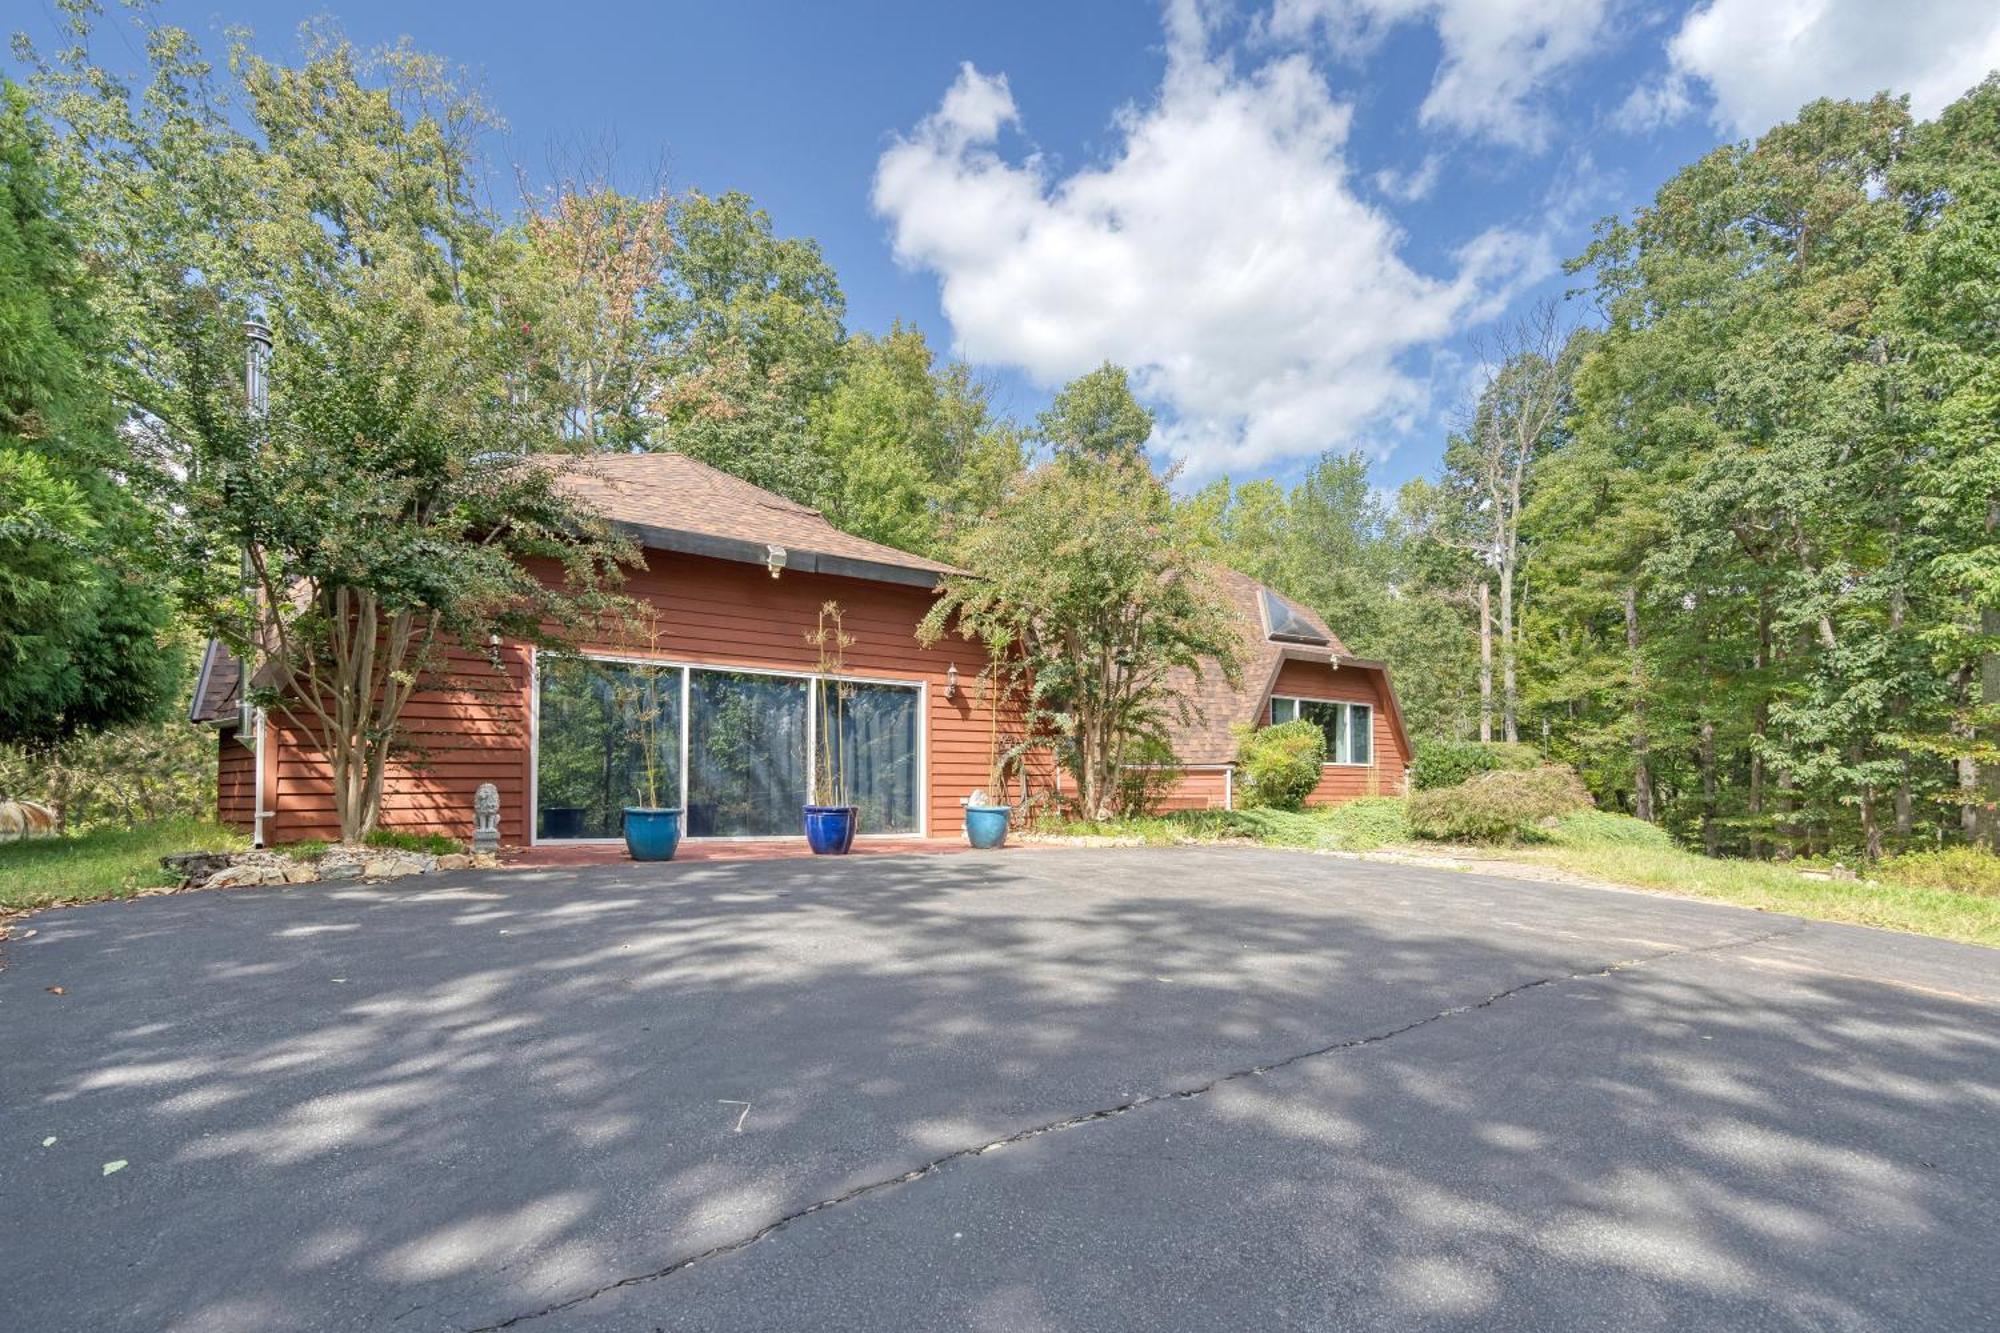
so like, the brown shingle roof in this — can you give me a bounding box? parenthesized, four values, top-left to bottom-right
(189, 638, 243, 725)
(546, 452, 962, 586)
(1162, 569, 1362, 765)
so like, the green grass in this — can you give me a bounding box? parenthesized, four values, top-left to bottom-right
(1046, 797, 1410, 852)
(1878, 846, 2000, 898)
(1042, 801, 2000, 948)
(0, 818, 248, 912)
(1544, 809, 1678, 851)
(363, 829, 461, 856)
(1504, 843, 2000, 948)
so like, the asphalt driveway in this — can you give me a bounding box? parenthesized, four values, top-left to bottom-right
(3, 847, 1996, 1331)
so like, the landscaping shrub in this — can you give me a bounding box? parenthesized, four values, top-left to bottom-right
(1407, 765, 1592, 842)
(1322, 796, 1410, 849)
(1410, 740, 1540, 792)
(1236, 720, 1326, 810)
(1545, 808, 1675, 852)
(1112, 733, 1183, 817)
(1879, 846, 2000, 898)
(363, 829, 462, 856)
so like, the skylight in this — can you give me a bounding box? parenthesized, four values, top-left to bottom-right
(1260, 588, 1329, 645)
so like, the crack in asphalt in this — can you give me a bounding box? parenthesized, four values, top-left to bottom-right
(464, 921, 1810, 1332)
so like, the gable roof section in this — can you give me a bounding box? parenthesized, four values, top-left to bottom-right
(1161, 568, 1408, 766)
(188, 637, 243, 726)
(545, 452, 962, 588)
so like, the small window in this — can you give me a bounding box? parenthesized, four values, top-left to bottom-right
(1269, 697, 1300, 725)
(1348, 704, 1372, 766)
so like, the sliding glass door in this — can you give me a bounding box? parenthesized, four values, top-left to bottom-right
(537, 655, 923, 841)
(535, 659, 682, 840)
(686, 669, 809, 837)
(823, 680, 922, 835)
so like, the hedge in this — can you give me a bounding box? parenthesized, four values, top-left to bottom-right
(1407, 765, 1593, 842)
(1409, 740, 1541, 792)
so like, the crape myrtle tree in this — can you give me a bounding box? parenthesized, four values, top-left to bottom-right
(921, 369, 1241, 819)
(22, 17, 635, 843)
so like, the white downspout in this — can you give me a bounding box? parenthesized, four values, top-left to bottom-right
(251, 708, 269, 847)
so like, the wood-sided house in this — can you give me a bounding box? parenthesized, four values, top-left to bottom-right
(190, 453, 1409, 846)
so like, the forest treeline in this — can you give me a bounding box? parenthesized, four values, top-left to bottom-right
(4, 7, 1996, 855)
(1197, 86, 2000, 860)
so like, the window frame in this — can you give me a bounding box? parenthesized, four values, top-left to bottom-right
(1267, 695, 1374, 767)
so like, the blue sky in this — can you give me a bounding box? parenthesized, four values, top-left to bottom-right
(12, 0, 1999, 490)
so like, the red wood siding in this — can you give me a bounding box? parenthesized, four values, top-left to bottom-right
(1153, 768, 1232, 812)
(216, 729, 256, 832)
(1269, 658, 1409, 805)
(262, 641, 533, 845)
(248, 551, 1012, 844)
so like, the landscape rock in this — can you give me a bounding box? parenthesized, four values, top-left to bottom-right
(161, 852, 234, 882)
(155, 841, 485, 894)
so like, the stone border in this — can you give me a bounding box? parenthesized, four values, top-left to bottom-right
(162, 846, 503, 891)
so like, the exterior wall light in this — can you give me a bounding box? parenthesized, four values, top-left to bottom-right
(945, 662, 958, 699)
(766, 544, 787, 578)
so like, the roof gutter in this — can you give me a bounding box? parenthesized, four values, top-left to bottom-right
(613, 521, 950, 590)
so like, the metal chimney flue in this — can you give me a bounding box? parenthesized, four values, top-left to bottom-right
(244, 319, 272, 417)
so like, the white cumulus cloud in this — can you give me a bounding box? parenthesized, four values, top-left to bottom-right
(1640, 0, 2000, 138)
(872, 11, 1546, 479)
(1266, 0, 1616, 150)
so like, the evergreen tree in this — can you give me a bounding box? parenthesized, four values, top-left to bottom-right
(0, 82, 178, 744)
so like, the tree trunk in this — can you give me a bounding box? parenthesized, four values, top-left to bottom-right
(1625, 584, 1653, 823)
(1953, 665, 1978, 838)
(1700, 719, 1719, 857)
(1889, 562, 1912, 843)
(1984, 499, 2000, 850)
(1860, 775, 1882, 863)
(1498, 560, 1518, 743)
(1750, 601, 1770, 859)
(1478, 580, 1494, 744)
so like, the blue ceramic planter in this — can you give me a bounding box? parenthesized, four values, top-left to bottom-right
(622, 807, 683, 862)
(803, 805, 858, 855)
(964, 804, 1010, 849)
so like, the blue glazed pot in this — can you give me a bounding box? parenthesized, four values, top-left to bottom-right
(803, 805, 858, 855)
(964, 804, 1010, 850)
(622, 807, 683, 862)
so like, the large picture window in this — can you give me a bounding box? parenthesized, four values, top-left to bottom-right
(535, 659, 684, 840)
(1269, 696, 1372, 766)
(535, 654, 922, 840)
